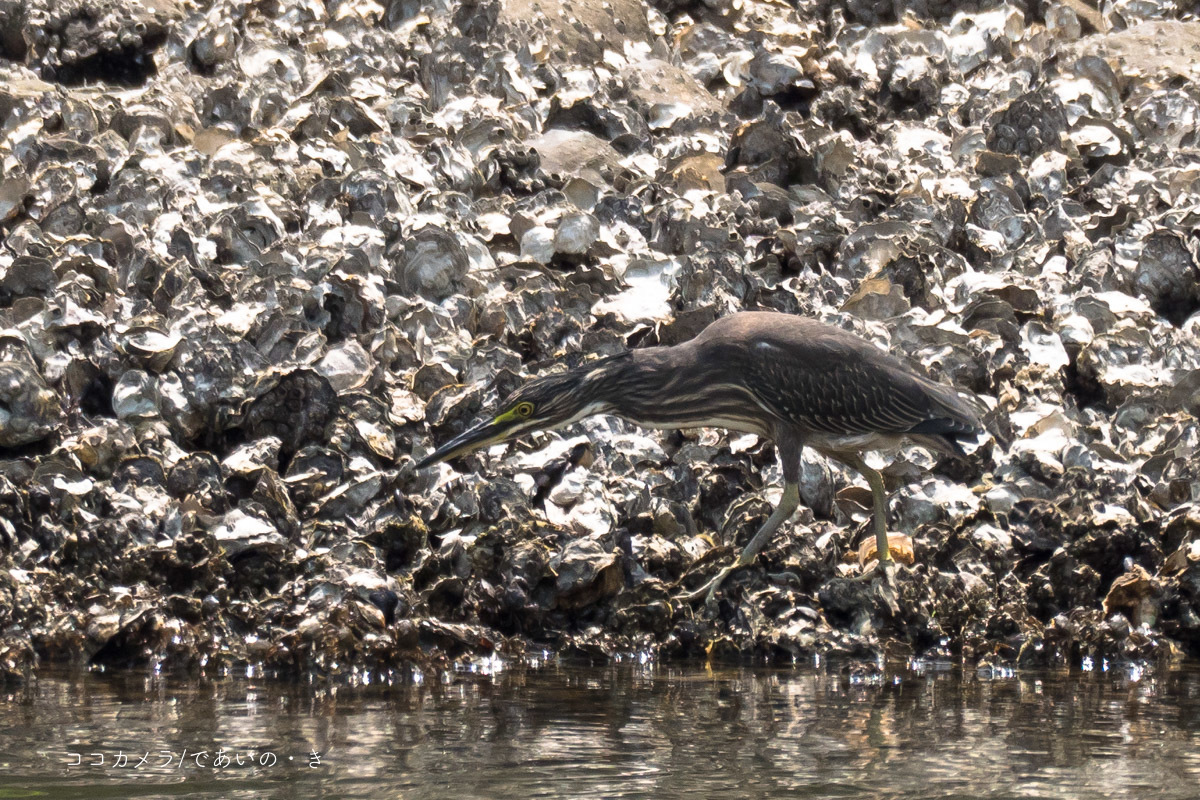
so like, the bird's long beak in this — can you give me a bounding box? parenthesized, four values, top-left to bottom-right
(414, 416, 516, 469)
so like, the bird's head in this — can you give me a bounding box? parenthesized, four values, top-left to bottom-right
(415, 363, 615, 469)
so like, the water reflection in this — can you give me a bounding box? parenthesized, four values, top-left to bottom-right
(2, 664, 1199, 799)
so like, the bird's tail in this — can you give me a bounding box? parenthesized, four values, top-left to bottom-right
(907, 380, 987, 459)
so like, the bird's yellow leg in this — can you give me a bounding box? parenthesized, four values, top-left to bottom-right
(678, 483, 800, 604)
(848, 455, 892, 566)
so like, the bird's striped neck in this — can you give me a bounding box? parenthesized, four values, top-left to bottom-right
(581, 345, 772, 437)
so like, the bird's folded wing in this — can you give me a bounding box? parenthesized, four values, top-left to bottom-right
(744, 359, 937, 436)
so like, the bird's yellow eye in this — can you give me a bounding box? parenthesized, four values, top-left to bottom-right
(514, 402, 534, 417)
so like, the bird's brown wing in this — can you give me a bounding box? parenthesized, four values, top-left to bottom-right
(692, 313, 982, 448)
(744, 356, 935, 436)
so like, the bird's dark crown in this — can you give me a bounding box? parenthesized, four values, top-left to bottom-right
(496, 352, 631, 427)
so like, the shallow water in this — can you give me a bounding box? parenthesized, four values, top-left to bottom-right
(1, 662, 1198, 800)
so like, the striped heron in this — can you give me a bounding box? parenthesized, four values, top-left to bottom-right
(416, 311, 984, 603)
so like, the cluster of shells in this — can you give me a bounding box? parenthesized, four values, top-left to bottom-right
(1, 0, 1200, 680)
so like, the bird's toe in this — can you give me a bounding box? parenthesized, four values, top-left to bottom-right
(676, 565, 736, 605)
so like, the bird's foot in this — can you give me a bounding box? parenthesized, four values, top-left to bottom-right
(850, 557, 897, 586)
(874, 557, 896, 586)
(676, 564, 738, 606)
(874, 559, 899, 615)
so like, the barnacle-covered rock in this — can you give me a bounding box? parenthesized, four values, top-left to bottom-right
(243, 370, 337, 458)
(986, 91, 1069, 157)
(1129, 230, 1200, 326)
(620, 59, 722, 129)
(1067, 20, 1200, 84)
(493, 0, 654, 65)
(396, 227, 471, 301)
(2, 0, 1200, 682)
(528, 129, 624, 186)
(552, 537, 623, 610)
(188, 20, 237, 72)
(17, 0, 180, 87)
(0, 361, 61, 447)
